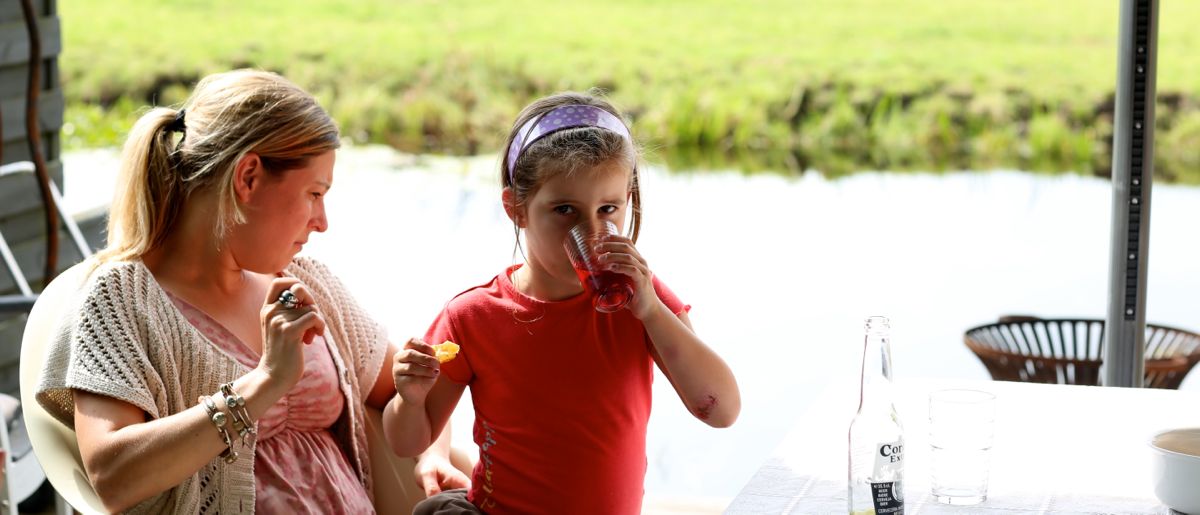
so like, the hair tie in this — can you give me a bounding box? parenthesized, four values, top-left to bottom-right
(167, 109, 187, 133)
(505, 105, 631, 185)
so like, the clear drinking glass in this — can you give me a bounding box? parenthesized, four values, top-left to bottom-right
(929, 388, 996, 505)
(563, 220, 634, 313)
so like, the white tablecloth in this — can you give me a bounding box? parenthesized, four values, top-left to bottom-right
(727, 378, 1200, 514)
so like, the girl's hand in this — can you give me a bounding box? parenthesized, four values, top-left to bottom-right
(393, 338, 440, 406)
(258, 279, 326, 393)
(413, 452, 471, 496)
(596, 234, 661, 320)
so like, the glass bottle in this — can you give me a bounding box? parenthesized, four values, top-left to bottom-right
(848, 316, 904, 514)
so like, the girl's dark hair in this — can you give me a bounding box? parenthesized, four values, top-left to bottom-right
(500, 91, 642, 244)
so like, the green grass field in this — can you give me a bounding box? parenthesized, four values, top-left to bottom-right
(60, 1, 1200, 181)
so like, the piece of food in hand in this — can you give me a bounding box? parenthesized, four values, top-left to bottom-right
(434, 341, 460, 363)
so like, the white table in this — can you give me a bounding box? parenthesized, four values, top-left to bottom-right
(727, 378, 1200, 514)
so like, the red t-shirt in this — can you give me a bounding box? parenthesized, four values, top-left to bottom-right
(425, 265, 689, 515)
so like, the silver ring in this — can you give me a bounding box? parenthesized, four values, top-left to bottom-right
(277, 289, 300, 310)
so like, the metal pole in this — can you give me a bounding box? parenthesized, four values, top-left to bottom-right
(1104, 0, 1158, 388)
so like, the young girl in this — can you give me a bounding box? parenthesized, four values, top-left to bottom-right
(384, 92, 741, 514)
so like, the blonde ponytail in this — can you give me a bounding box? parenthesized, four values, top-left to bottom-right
(96, 70, 340, 263)
(98, 108, 185, 262)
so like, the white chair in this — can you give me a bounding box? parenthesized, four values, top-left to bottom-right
(18, 261, 106, 514)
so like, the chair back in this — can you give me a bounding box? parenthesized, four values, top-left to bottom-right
(964, 317, 1200, 389)
(18, 261, 106, 514)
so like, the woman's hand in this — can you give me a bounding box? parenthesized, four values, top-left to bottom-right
(257, 278, 326, 393)
(393, 338, 440, 406)
(596, 234, 661, 320)
(413, 451, 471, 496)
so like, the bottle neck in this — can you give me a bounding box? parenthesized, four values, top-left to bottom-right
(857, 329, 895, 412)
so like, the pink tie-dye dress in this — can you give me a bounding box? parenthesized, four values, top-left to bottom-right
(169, 294, 375, 514)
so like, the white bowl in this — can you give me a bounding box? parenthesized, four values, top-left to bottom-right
(1150, 427, 1200, 514)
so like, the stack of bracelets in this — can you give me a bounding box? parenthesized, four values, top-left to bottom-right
(198, 382, 258, 464)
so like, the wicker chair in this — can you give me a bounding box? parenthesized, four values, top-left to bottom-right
(964, 316, 1200, 389)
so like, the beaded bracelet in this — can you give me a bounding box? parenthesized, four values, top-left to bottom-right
(199, 395, 238, 464)
(219, 382, 257, 448)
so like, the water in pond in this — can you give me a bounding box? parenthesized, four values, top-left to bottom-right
(63, 147, 1200, 503)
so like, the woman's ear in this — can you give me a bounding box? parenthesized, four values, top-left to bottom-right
(501, 187, 526, 228)
(232, 152, 263, 204)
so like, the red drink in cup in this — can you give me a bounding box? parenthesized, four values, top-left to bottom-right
(564, 220, 634, 313)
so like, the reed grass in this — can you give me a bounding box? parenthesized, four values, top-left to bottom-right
(60, 0, 1200, 182)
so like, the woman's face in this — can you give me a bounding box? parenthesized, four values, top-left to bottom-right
(518, 158, 632, 284)
(229, 150, 334, 273)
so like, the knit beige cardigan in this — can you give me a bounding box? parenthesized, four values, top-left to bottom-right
(36, 257, 389, 514)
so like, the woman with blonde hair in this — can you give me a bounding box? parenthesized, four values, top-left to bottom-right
(35, 69, 467, 513)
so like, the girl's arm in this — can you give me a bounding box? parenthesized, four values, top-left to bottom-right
(369, 341, 468, 492)
(382, 338, 465, 457)
(597, 234, 741, 428)
(413, 423, 466, 495)
(642, 304, 741, 427)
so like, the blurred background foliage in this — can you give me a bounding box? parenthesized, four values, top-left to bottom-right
(61, 0, 1200, 181)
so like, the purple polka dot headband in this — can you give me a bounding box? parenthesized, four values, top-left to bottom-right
(505, 104, 632, 184)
